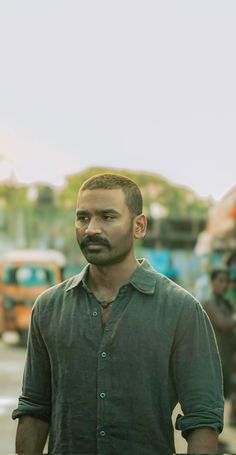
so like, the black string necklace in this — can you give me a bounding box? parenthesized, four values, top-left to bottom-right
(98, 299, 115, 309)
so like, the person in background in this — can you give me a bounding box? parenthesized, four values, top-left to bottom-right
(204, 268, 236, 425)
(225, 251, 236, 426)
(13, 173, 224, 455)
(225, 251, 236, 310)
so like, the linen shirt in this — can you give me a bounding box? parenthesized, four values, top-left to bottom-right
(12, 260, 224, 455)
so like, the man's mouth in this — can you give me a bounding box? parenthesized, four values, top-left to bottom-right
(86, 243, 104, 248)
(80, 236, 111, 250)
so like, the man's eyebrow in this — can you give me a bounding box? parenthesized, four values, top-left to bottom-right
(76, 208, 120, 215)
(75, 209, 88, 215)
(76, 209, 88, 215)
(100, 208, 120, 214)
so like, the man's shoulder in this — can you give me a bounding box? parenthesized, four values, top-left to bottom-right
(157, 272, 197, 301)
(144, 265, 200, 313)
(34, 274, 81, 306)
(137, 260, 200, 311)
(144, 262, 193, 296)
(149, 272, 206, 331)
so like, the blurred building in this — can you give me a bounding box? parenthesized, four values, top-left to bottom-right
(195, 186, 236, 256)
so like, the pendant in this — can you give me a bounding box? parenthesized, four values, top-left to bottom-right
(99, 299, 115, 309)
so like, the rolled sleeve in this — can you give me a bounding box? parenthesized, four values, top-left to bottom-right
(173, 298, 224, 439)
(12, 297, 52, 422)
(176, 408, 223, 439)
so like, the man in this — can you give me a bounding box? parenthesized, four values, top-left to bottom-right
(13, 173, 224, 454)
(225, 250, 236, 310)
(224, 251, 236, 426)
(204, 268, 236, 398)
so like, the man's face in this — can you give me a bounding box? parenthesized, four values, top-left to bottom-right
(229, 266, 236, 292)
(230, 279, 236, 292)
(75, 188, 137, 266)
(212, 272, 229, 296)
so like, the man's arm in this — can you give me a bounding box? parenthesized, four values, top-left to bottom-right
(187, 427, 219, 453)
(16, 415, 49, 454)
(174, 298, 224, 446)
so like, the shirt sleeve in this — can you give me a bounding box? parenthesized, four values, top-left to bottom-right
(173, 296, 224, 439)
(12, 297, 51, 422)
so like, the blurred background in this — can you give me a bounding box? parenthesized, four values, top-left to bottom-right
(0, 0, 236, 453)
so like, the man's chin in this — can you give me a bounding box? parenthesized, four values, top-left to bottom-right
(83, 251, 122, 266)
(82, 251, 109, 265)
(84, 252, 131, 267)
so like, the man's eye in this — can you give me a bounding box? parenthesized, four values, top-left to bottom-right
(103, 214, 115, 220)
(77, 215, 89, 222)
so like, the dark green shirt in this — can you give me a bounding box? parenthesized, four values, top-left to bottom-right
(12, 260, 224, 455)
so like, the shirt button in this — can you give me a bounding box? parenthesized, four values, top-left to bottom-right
(92, 311, 98, 317)
(100, 430, 106, 437)
(101, 351, 107, 358)
(100, 392, 106, 399)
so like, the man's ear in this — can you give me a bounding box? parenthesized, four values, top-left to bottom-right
(134, 214, 147, 239)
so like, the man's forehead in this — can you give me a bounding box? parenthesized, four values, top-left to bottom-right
(77, 188, 126, 207)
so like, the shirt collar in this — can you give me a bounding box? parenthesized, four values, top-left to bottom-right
(129, 259, 156, 294)
(65, 259, 156, 295)
(65, 264, 89, 292)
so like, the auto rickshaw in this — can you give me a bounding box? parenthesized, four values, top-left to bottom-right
(0, 249, 66, 345)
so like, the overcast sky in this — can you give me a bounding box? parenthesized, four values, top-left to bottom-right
(0, 0, 236, 201)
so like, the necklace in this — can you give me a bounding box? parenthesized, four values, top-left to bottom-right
(99, 299, 115, 309)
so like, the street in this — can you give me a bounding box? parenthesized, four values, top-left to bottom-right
(0, 335, 25, 454)
(0, 337, 235, 454)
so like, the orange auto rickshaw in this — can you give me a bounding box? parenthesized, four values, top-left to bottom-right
(0, 249, 66, 344)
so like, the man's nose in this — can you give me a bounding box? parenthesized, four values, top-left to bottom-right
(85, 218, 102, 235)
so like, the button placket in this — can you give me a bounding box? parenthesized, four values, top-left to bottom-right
(97, 343, 110, 447)
(96, 289, 131, 451)
(89, 295, 103, 340)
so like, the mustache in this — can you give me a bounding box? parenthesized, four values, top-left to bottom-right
(80, 235, 111, 250)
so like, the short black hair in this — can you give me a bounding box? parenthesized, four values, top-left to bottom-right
(225, 251, 236, 267)
(210, 268, 228, 282)
(80, 173, 143, 216)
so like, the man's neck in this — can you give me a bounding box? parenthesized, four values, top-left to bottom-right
(87, 256, 138, 295)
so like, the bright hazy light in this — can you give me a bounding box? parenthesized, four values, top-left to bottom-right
(0, 1, 236, 201)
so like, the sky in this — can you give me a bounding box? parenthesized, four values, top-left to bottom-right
(0, 0, 236, 201)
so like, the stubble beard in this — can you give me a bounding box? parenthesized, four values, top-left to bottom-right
(76, 222, 134, 266)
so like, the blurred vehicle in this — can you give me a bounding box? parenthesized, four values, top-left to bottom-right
(0, 249, 65, 345)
